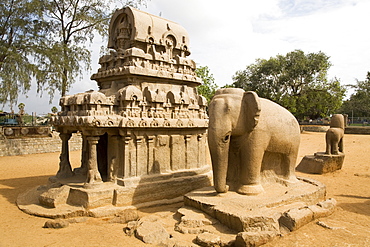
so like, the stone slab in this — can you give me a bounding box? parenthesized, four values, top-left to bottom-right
(17, 168, 212, 218)
(39, 185, 70, 208)
(296, 152, 345, 174)
(184, 177, 326, 233)
(114, 172, 212, 207)
(67, 184, 115, 209)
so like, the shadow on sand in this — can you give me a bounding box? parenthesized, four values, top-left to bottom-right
(336, 194, 370, 217)
(0, 175, 52, 205)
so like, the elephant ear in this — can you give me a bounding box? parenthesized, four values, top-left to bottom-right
(243, 91, 261, 132)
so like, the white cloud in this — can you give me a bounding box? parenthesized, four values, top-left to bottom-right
(255, 0, 370, 84)
(141, 0, 370, 87)
(4, 0, 369, 113)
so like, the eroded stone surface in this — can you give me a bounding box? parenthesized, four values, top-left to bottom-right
(296, 152, 345, 174)
(279, 207, 314, 231)
(234, 231, 276, 247)
(325, 114, 345, 155)
(279, 198, 336, 231)
(19, 6, 212, 218)
(208, 88, 301, 195)
(49, 6, 210, 193)
(184, 178, 326, 232)
(43, 219, 69, 229)
(17, 170, 211, 218)
(308, 198, 337, 219)
(181, 182, 335, 246)
(135, 220, 170, 245)
(297, 114, 345, 174)
(196, 232, 221, 247)
(110, 208, 139, 224)
(38, 185, 70, 208)
(176, 206, 217, 230)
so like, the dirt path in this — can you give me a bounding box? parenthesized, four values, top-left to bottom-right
(0, 132, 369, 246)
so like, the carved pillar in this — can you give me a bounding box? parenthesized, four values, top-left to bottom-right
(185, 134, 192, 169)
(197, 134, 204, 168)
(136, 135, 145, 176)
(74, 135, 88, 175)
(123, 134, 132, 178)
(84, 136, 103, 188)
(147, 135, 155, 174)
(171, 135, 185, 170)
(56, 133, 74, 178)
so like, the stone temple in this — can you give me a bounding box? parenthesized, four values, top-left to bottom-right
(17, 8, 336, 246)
(19, 7, 212, 215)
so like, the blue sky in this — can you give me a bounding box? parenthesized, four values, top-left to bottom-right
(4, 0, 370, 114)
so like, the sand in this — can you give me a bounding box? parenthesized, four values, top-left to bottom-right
(0, 131, 369, 246)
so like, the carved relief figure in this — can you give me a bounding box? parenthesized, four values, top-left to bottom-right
(325, 114, 345, 155)
(208, 88, 300, 195)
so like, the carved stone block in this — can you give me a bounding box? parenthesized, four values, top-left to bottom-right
(296, 152, 345, 174)
(38, 185, 70, 208)
(67, 186, 115, 209)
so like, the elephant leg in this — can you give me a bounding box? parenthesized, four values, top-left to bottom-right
(339, 138, 344, 153)
(281, 153, 299, 184)
(331, 140, 339, 155)
(325, 134, 332, 155)
(238, 144, 264, 195)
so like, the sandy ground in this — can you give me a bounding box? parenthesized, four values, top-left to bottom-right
(0, 131, 369, 246)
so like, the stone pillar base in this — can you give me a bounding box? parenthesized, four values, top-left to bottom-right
(181, 177, 336, 246)
(16, 166, 212, 218)
(296, 152, 345, 174)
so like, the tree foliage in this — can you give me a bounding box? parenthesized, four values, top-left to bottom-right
(1, 0, 148, 107)
(0, 0, 47, 106)
(232, 50, 345, 119)
(51, 106, 58, 114)
(196, 66, 218, 103)
(341, 72, 370, 117)
(36, 0, 111, 98)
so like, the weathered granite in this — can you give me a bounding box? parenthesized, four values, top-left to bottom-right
(182, 178, 335, 246)
(208, 88, 300, 195)
(325, 114, 344, 155)
(296, 152, 345, 174)
(135, 220, 170, 245)
(184, 178, 327, 233)
(18, 6, 212, 217)
(297, 114, 345, 174)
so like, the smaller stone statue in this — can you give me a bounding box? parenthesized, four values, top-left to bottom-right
(325, 114, 344, 155)
(297, 114, 345, 174)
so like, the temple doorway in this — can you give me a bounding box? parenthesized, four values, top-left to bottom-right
(97, 133, 108, 181)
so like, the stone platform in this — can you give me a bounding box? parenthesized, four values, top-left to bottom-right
(17, 167, 212, 218)
(183, 177, 336, 245)
(296, 152, 345, 174)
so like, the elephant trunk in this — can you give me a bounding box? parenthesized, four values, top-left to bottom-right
(209, 141, 230, 193)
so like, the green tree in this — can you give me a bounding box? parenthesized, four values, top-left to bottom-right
(35, 0, 111, 98)
(0, 0, 47, 107)
(341, 72, 370, 117)
(1, 0, 148, 107)
(37, 0, 148, 99)
(232, 50, 345, 119)
(51, 106, 59, 114)
(196, 65, 218, 103)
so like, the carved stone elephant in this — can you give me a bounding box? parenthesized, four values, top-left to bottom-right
(325, 114, 345, 155)
(208, 88, 301, 195)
